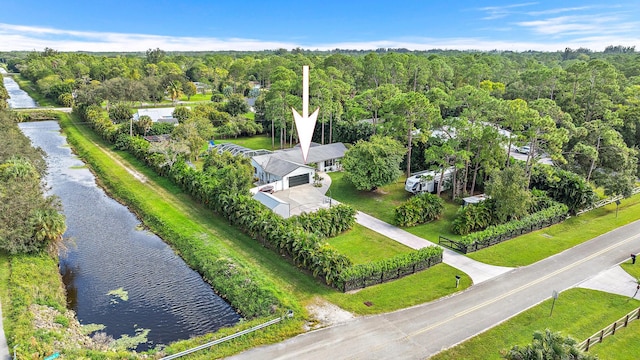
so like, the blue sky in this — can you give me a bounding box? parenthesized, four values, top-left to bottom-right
(0, 0, 638, 52)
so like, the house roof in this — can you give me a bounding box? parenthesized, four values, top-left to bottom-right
(276, 142, 347, 165)
(252, 154, 312, 177)
(253, 191, 287, 209)
(135, 107, 176, 122)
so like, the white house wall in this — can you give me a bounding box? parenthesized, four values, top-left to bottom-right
(283, 167, 314, 190)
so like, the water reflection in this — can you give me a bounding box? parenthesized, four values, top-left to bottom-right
(19, 121, 240, 351)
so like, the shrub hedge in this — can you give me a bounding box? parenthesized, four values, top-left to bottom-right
(290, 205, 357, 238)
(338, 246, 443, 292)
(459, 202, 569, 247)
(394, 192, 445, 227)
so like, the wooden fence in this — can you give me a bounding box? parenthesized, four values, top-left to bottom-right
(576, 186, 640, 215)
(578, 307, 640, 352)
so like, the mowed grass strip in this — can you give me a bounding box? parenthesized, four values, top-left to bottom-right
(60, 113, 471, 336)
(620, 260, 640, 279)
(327, 223, 413, 264)
(326, 263, 471, 315)
(468, 194, 640, 267)
(430, 288, 640, 360)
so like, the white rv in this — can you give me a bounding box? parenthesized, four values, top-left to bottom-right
(405, 167, 455, 194)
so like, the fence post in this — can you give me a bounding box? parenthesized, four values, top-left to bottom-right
(599, 330, 604, 343)
(612, 322, 617, 335)
(585, 338, 590, 352)
(624, 314, 629, 327)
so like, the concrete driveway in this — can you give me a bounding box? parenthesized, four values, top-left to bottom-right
(271, 171, 334, 216)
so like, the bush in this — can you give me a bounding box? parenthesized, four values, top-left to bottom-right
(338, 246, 443, 291)
(394, 193, 445, 227)
(459, 202, 569, 246)
(530, 165, 597, 214)
(451, 199, 497, 235)
(290, 204, 356, 238)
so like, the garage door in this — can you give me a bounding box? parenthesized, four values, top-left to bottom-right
(288, 174, 309, 187)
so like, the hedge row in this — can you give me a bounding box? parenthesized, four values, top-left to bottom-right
(68, 109, 282, 318)
(338, 246, 444, 292)
(459, 202, 569, 246)
(290, 205, 357, 238)
(394, 192, 444, 227)
(77, 106, 355, 288)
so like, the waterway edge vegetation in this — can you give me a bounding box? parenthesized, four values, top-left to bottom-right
(57, 110, 464, 357)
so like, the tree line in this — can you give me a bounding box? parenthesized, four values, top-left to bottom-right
(3, 48, 639, 198)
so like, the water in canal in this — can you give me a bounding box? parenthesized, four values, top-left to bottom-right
(19, 121, 241, 351)
(1, 68, 38, 108)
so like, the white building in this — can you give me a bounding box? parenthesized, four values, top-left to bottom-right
(250, 143, 347, 191)
(134, 107, 179, 125)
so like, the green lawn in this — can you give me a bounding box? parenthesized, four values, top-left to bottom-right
(327, 224, 412, 264)
(589, 307, 640, 359)
(405, 202, 462, 242)
(468, 194, 640, 267)
(328, 171, 462, 242)
(216, 135, 277, 150)
(326, 263, 471, 315)
(57, 112, 472, 355)
(621, 261, 640, 279)
(431, 288, 640, 360)
(328, 171, 411, 224)
(180, 93, 211, 102)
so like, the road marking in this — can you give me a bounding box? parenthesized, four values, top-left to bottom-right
(406, 232, 640, 338)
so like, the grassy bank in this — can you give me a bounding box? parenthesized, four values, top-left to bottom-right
(57, 112, 473, 357)
(0, 252, 136, 359)
(468, 193, 640, 267)
(10, 75, 57, 107)
(431, 288, 640, 360)
(327, 224, 412, 264)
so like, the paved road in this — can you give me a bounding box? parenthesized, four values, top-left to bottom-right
(228, 220, 640, 360)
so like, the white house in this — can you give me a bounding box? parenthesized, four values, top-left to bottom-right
(134, 107, 179, 125)
(250, 142, 347, 191)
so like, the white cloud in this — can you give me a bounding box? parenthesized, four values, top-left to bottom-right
(478, 2, 538, 20)
(525, 6, 596, 16)
(516, 14, 640, 37)
(0, 22, 638, 53)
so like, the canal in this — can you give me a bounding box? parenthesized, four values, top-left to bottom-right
(18, 120, 240, 352)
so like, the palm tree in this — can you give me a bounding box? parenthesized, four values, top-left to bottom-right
(503, 329, 598, 360)
(167, 80, 183, 103)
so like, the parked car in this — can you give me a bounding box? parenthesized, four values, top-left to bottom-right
(517, 145, 531, 154)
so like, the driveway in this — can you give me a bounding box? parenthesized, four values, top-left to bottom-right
(270, 172, 333, 216)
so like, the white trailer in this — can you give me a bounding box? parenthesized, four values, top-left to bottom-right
(405, 167, 455, 194)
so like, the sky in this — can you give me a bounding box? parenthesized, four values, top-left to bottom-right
(0, 0, 639, 52)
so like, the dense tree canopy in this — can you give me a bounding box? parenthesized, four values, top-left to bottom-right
(5, 47, 640, 197)
(0, 111, 66, 254)
(342, 135, 406, 191)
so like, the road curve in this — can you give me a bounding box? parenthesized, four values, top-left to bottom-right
(228, 219, 640, 360)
